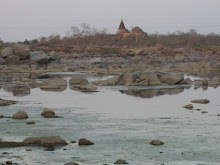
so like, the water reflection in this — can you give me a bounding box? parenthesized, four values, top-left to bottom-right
(120, 87, 186, 98)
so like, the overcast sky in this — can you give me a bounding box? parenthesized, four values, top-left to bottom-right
(1, 0, 220, 41)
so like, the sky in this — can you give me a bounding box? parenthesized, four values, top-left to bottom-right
(0, 0, 220, 41)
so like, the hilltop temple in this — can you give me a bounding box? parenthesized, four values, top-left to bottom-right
(117, 20, 147, 38)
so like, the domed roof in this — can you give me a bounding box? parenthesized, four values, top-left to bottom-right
(132, 26, 145, 34)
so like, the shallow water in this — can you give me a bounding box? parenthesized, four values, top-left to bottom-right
(0, 77, 220, 164)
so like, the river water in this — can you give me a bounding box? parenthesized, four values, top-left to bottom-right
(0, 74, 220, 165)
(0, 0, 220, 42)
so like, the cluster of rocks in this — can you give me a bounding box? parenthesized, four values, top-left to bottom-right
(0, 98, 17, 106)
(183, 99, 210, 114)
(0, 44, 55, 66)
(93, 71, 189, 86)
(69, 75, 97, 92)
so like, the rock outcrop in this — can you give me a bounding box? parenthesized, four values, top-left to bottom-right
(30, 51, 50, 65)
(69, 75, 88, 85)
(40, 78, 67, 91)
(5, 55, 20, 66)
(74, 83, 97, 92)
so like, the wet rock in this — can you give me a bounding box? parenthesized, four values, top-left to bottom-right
(93, 76, 119, 86)
(6, 161, 13, 165)
(41, 108, 56, 116)
(21, 136, 68, 147)
(5, 55, 20, 66)
(44, 114, 59, 118)
(30, 51, 50, 65)
(114, 159, 128, 164)
(78, 138, 94, 145)
(0, 115, 11, 118)
(64, 162, 79, 165)
(179, 78, 192, 85)
(191, 99, 210, 104)
(12, 111, 28, 119)
(40, 78, 67, 92)
(201, 111, 208, 114)
(26, 148, 32, 151)
(12, 44, 30, 60)
(26, 121, 35, 125)
(75, 83, 97, 92)
(69, 75, 88, 85)
(12, 86, 31, 96)
(0, 99, 17, 106)
(158, 72, 184, 85)
(1, 47, 15, 59)
(149, 140, 164, 145)
(183, 104, 194, 110)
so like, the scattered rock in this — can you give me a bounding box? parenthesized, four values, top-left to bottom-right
(41, 108, 55, 116)
(64, 162, 79, 165)
(78, 138, 94, 145)
(149, 140, 164, 145)
(114, 159, 128, 164)
(26, 148, 32, 151)
(12, 44, 30, 60)
(12, 111, 28, 119)
(26, 121, 35, 125)
(191, 99, 210, 104)
(183, 104, 194, 110)
(69, 75, 88, 85)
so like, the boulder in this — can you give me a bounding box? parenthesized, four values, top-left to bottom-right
(30, 51, 50, 65)
(44, 114, 59, 118)
(12, 86, 30, 96)
(5, 55, 20, 66)
(179, 78, 193, 85)
(21, 136, 68, 147)
(26, 121, 35, 125)
(75, 83, 97, 92)
(191, 99, 210, 104)
(138, 71, 162, 86)
(114, 159, 128, 164)
(69, 75, 88, 85)
(158, 72, 184, 85)
(149, 140, 164, 145)
(12, 111, 28, 119)
(48, 51, 61, 61)
(1, 47, 15, 59)
(201, 111, 208, 114)
(64, 162, 79, 165)
(26, 148, 32, 151)
(0, 98, 17, 106)
(40, 78, 67, 92)
(12, 44, 30, 60)
(183, 104, 194, 110)
(41, 108, 55, 116)
(78, 138, 94, 145)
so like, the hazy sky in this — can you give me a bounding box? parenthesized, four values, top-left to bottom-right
(0, 0, 220, 41)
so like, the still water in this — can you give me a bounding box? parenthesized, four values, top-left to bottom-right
(0, 0, 220, 42)
(0, 75, 220, 164)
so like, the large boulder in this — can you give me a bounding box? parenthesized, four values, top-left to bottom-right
(12, 86, 31, 96)
(5, 55, 20, 66)
(12, 111, 28, 119)
(1, 47, 15, 59)
(40, 78, 67, 92)
(30, 51, 50, 65)
(21, 136, 68, 147)
(158, 72, 184, 85)
(75, 83, 97, 92)
(149, 140, 164, 145)
(69, 75, 88, 85)
(137, 71, 162, 86)
(78, 138, 94, 145)
(12, 44, 30, 60)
